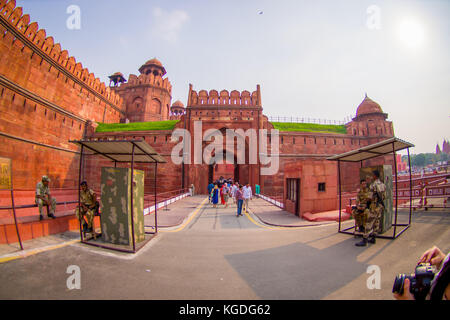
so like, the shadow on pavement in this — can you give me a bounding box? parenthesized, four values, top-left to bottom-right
(225, 237, 370, 300)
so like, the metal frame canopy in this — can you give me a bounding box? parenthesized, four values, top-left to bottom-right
(69, 139, 166, 253)
(327, 137, 415, 240)
(70, 139, 167, 164)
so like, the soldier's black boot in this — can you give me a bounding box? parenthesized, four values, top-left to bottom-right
(358, 226, 365, 233)
(82, 221, 88, 232)
(48, 213, 56, 219)
(368, 235, 376, 244)
(39, 215, 44, 221)
(355, 238, 368, 246)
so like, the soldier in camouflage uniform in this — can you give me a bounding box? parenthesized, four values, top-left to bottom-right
(35, 175, 56, 220)
(352, 179, 371, 233)
(75, 181, 98, 233)
(356, 170, 385, 246)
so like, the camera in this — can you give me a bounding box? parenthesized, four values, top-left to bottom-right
(392, 263, 436, 300)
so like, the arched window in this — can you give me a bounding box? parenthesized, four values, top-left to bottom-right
(132, 97, 143, 112)
(150, 98, 162, 114)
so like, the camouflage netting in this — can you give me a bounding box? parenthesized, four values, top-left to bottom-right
(100, 167, 145, 245)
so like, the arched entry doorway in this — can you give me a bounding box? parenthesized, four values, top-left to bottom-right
(206, 145, 249, 185)
(191, 128, 256, 193)
(208, 161, 240, 183)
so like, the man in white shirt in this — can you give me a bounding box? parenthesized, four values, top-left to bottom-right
(231, 182, 238, 204)
(242, 184, 253, 213)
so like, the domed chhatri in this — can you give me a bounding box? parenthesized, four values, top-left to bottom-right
(145, 58, 163, 67)
(171, 100, 184, 108)
(108, 72, 126, 87)
(170, 100, 186, 119)
(139, 58, 167, 76)
(356, 94, 383, 117)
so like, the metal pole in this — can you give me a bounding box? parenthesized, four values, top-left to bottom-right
(130, 144, 136, 252)
(392, 142, 398, 238)
(407, 147, 412, 225)
(78, 145, 84, 242)
(10, 161, 23, 250)
(154, 162, 158, 234)
(338, 160, 342, 232)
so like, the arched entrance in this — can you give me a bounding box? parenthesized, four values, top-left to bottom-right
(208, 161, 240, 184)
(188, 126, 257, 193)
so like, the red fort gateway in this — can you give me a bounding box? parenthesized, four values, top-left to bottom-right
(0, 0, 396, 228)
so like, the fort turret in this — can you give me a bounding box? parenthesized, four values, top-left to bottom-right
(110, 58, 172, 122)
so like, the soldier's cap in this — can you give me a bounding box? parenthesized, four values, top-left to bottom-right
(42, 175, 50, 182)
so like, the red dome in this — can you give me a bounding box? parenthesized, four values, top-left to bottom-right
(139, 58, 166, 76)
(356, 95, 383, 117)
(144, 58, 163, 67)
(171, 100, 184, 108)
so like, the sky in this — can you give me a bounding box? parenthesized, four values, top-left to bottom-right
(15, 0, 450, 155)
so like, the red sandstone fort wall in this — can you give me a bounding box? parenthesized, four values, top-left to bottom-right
(0, 0, 124, 189)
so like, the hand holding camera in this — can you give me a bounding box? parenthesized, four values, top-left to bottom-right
(392, 263, 436, 300)
(418, 246, 446, 269)
(393, 246, 449, 300)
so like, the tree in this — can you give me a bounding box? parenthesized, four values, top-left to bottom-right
(412, 154, 426, 167)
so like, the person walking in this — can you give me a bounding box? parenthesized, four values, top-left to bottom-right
(221, 183, 230, 208)
(235, 185, 244, 217)
(207, 181, 214, 203)
(211, 184, 219, 208)
(243, 183, 253, 213)
(231, 182, 238, 204)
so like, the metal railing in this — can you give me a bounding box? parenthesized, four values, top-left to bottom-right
(143, 188, 190, 212)
(257, 193, 284, 209)
(267, 116, 347, 125)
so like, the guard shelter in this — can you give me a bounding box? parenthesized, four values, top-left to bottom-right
(327, 137, 415, 239)
(70, 139, 166, 253)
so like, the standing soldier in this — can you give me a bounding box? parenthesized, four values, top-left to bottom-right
(352, 179, 371, 233)
(35, 175, 56, 221)
(75, 181, 98, 233)
(356, 170, 385, 246)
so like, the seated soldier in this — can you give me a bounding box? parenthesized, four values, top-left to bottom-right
(352, 179, 371, 233)
(35, 175, 56, 220)
(75, 181, 98, 233)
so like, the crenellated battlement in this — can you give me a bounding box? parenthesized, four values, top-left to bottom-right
(0, 0, 123, 108)
(188, 84, 261, 108)
(119, 72, 172, 94)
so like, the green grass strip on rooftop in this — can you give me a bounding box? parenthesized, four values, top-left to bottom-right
(270, 122, 347, 134)
(96, 120, 180, 132)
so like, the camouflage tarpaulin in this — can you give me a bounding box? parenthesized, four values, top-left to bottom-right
(101, 167, 145, 245)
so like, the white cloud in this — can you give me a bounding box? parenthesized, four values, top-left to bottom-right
(151, 7, 190, 44)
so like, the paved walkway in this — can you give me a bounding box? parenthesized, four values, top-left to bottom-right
(0, 195, 448, 300)
(0, 195, 374, 260)
(144, 195, 208, 228)
(248, 197, 337, 227)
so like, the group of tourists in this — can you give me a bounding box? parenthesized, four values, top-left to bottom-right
(207, 176, 253, 217)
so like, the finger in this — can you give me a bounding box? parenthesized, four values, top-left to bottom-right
(404, 278, 410, 291)
(419, 250, 433, 264)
